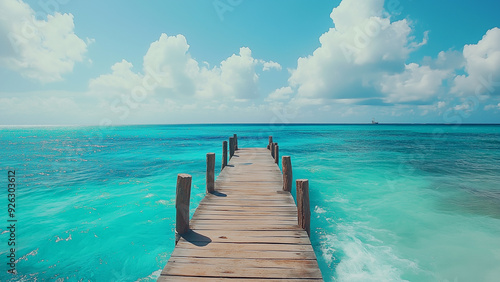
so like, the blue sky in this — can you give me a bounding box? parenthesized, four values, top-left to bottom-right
(1, 0, 499, 125)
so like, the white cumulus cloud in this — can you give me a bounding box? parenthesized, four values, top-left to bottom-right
(452, 27, 500, 96)
(89, 33, 281, 108)
(143, 33, 199, 96)
(261, 60, 282, 71)
(266, 86, 293, 102)
(380, 63, 450, 103)
(287, 0, 427, 101)
(0, 0, 90, 82)
(89, 60, 142, 95)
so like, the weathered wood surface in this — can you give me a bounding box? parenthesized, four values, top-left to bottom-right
(159, 148, 323, 281)
(222, 141, 228, 170)
(175, 174, 192, 244)
(206, 153, 215, 193)
(229, 137, 235, 158)
(282, 156, 293, 192)
(296, 179, 311, 237)
(274, 143, 279, 165)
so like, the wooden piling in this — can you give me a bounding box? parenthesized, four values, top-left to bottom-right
(222, 141, 228, 170)
(274, 143, 279, 165)
(206, 153, 215, 193)
(175, 174, 192, 244)
(234, 134, 238, 150)
(229, 137, 235, 158)
(296, 179, 310, 236)
(271, 141, 275, 158)
(267, 136, 273, 149)
(282, 156, 292, 192)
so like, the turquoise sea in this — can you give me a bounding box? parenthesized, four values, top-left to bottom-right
(1, 124, 500, 281)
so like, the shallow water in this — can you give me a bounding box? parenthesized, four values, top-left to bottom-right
(1, 124, 499, 281)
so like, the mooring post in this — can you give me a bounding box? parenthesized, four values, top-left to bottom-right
(273, 142, 278, 158)
(271, 141, 275, 158)
(274, 143, 279, 165)
(296, 179, 310, 237)
(175, 174, 192, 244)
(207, 153, 215, 194)
(282, 156, 292, 192)
(229, 137, 235, 158)
(234, 134, 238, 150)
(222, 141, 227, 170)
(267, 136, 273, 150)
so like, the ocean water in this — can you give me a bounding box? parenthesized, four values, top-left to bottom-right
(1, 124, 500, 281)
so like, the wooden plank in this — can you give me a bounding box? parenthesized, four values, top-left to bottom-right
(178, 230, 310, 239)
(192, 217, 299, 223)
(169, 248, 318, 260)
(204, 195, 294, 199)
(193, 214, 298, 220)
(177, 232, 312, 244)
(161, 147, 323, 281)
(159, 276, 323, 282)
(194, 206, 298, 212)
(198, 200, 296, 206)
(177, 242, 316, 252)
(204, 195, 295, 201)
(197, 202, 295, 207)
(196, 207, 296, 213)
(191, 218, 298, 224)
(162, 261, 323, 279)
(190, 224, 300, 231)
(165, 257, 320, 270)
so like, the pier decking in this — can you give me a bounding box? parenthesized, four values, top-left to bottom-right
(158, 141, 323, 281)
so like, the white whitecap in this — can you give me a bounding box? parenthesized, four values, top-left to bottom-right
(55, 234, 72, 242)
(15, 248, 39, 263)
(315, 206, 327, 214)
(135, 269, 162, 281)
(155, 200, 167, 205)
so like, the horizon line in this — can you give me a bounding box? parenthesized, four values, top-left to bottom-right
(1, 122, 500, 127)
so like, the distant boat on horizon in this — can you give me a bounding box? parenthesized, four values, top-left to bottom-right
(372, 118, 379, 124)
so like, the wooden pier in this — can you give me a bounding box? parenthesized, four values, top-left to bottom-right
(158, 136, 323, 281)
